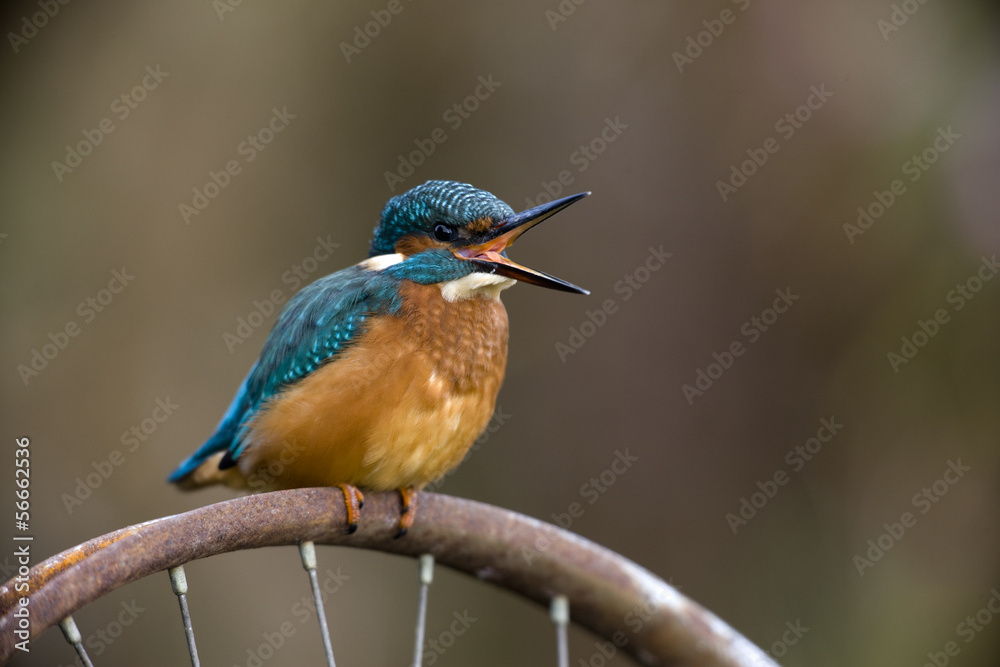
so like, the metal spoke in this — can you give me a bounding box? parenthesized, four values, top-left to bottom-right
(299, 541, 336, 667)
(551, 595, 569, 667)
(411, 554, 434, 667)
(168, 566, 201, 667)
(59, 616, 95, 667)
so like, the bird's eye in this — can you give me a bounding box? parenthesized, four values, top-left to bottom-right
(433, 223, 458, 242)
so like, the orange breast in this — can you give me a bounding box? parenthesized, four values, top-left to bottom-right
(235, 281, 509, 492)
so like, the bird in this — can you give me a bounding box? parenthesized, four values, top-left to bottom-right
(168, 180, 589, 536)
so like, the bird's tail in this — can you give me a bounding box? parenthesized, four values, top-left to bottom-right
(168, 364, 256, 489)
(167, 434, 238, 489)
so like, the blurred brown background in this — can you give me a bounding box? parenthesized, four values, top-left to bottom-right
(3, 1, 1000, 665)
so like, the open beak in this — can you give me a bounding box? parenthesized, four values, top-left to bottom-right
(453, 192, 590, 294)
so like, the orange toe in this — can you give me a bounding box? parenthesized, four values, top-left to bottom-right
(336, 484, 364, 534)
(395, 487, 418, 538)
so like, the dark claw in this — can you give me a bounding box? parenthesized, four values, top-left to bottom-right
(345, 523, 358, 535)
(394, 527, 408, 539)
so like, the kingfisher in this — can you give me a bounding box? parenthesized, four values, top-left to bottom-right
(169, 180, 589, 535)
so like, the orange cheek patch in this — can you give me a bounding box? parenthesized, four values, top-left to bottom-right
(394, 235, 443, 256)
(468, 217, 494, 234)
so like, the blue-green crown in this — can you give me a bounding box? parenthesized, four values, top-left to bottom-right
(368, 180, 515, 257)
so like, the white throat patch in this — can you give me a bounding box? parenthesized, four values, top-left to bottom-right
(360, 253, 405, 271)
(439, 273, 516, 302)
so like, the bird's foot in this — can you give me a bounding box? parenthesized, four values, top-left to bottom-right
(335, 483, 365, 534)
(394, 487, 418, 539)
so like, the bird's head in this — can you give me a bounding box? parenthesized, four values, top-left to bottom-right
(369, 180, 589, 294)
